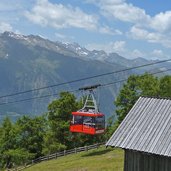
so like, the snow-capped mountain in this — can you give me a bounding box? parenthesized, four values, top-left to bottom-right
(0, 31, 170, 121)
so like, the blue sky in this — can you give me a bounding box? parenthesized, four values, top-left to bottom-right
(1, 0, 171, 60)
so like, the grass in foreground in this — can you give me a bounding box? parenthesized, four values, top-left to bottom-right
(25, 146, 124, 171)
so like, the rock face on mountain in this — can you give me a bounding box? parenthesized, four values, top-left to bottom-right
(0, 32, 170, 120)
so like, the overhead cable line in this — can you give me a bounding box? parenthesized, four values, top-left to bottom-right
(101, 68, 171, 88)
(0, 68, 171, 106)
(0, 89, 79, 106)
(0, 59, 170, 99)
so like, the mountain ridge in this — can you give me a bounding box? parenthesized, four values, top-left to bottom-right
(0, 31, 170, 120)
(1, 31, 150, 64)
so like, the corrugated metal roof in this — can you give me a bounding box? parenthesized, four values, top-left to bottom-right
(106, 97, 171, 157)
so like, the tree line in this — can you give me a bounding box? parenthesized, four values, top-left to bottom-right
(0, 92, 105, 169)
(110, 73, 171, 132)
(0, 73, 171, 169)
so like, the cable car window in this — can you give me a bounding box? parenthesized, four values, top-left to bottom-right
(73, 115, 83, 124)
(83, 116, 95, 127)
(95, 116, 105, 129)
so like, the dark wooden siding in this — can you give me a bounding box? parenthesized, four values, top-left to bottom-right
(124, 150, 171, 171)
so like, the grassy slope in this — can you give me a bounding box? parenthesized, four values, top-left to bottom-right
(25, 147, 124, 171)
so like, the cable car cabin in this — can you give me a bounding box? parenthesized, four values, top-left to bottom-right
(70, 84, 105, 135)
(70, 111, 105, 135)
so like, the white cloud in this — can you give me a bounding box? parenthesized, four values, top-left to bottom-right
(129, 26, 163, 44)
(99, 25, 122, 35)
(85, 41, 149, 59)
(55, 33, 67, 39)
(152, 49, 163, 57)
(151, 49, 169, 59)
(128, 26, 171, 48)
(86, 0, 171, 49)
(106, 3, 148, 23)
(132, 49, 145, 58)
(85, 40, 169, 60)
(55, 33, 74, 42)
(94, 0, 150, 24)
(86, 41, 126, 54)
(0, 22, 13, 33)
(25, 0, 98, 30)
(111, 41, 126, 52)
(151, 11, 171, 33)
(129, 26, 149, 40)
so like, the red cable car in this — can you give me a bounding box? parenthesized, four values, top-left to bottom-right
(70, 84, 105, 135)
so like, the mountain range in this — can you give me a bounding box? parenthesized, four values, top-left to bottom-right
(0, 31, 170, 121)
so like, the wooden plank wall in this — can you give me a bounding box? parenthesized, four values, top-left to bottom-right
(124, 150, 171, 171)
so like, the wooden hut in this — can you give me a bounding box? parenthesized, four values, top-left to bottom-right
(106, 97, 171, 171)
